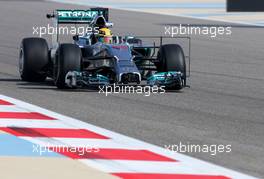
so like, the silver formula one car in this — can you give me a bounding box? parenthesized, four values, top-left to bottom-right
(19, 8, 190, 90)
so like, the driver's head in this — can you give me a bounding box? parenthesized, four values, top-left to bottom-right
(97, 27, 113, 44)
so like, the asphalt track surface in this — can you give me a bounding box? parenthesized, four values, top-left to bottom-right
(0, 0, 263, 178)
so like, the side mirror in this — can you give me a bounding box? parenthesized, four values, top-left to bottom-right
(105, 22, 114, 28)
(73, 35, 79, 41)
(46, 14, 55, 19)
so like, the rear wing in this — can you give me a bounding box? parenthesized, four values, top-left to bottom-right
(47, 8, 109, 48)
(47, 8, 109, 24)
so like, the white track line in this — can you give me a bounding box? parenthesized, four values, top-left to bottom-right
(82, 160, 215, 174)
(0, 119, 78, 129)
(0, 105, 31, 112)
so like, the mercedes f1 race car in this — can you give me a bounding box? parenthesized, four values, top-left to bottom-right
(19, 8, 190, 90)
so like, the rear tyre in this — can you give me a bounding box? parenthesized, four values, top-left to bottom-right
(19, 38, 49, 82)
(54, 44, 81, 89)
(156, 44, 186, 89)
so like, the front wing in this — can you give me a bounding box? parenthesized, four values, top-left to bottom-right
(65, 71, 184, 90)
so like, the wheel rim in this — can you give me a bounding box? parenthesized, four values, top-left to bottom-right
(19, 48, 24, 75)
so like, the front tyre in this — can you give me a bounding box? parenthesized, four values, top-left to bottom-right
(54, 44, 81, 89)
(156, 44, 186, 90)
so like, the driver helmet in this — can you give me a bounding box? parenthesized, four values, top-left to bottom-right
(97, 27, 113, 44)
